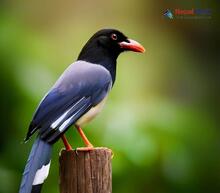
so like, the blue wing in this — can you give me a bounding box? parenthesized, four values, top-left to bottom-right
(25, 61, 112, 143)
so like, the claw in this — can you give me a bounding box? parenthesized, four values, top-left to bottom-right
(76, 146, 94, 152)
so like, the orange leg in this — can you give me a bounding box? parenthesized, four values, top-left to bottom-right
(75, 125, 94, 151)
(61, 134, 72, 151)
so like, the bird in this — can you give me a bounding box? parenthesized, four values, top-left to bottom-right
(19, 28, 145, 193)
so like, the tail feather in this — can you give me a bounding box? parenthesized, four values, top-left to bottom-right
(19, 137, 52, 193)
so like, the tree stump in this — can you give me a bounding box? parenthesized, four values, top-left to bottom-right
(59, 148, 112, 193)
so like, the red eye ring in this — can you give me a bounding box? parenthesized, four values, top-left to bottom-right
(111, 33, 117, 40)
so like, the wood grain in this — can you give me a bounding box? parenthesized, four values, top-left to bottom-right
(59, 148, 112, 193)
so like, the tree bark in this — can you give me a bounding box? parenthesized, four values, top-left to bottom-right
(59, 148, 112, 193)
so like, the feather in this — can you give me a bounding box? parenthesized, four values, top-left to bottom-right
(25, 61, 112, 143)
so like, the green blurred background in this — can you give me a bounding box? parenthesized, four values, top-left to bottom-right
(0, 0, 219, 193)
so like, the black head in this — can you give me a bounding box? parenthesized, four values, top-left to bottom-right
(77, 29, 145, 64)
(77, 28, 145, 83)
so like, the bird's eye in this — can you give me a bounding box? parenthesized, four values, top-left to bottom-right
(111, 33, 118, 40)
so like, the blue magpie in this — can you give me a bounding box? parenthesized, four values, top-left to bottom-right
(19, 29, 145, 193)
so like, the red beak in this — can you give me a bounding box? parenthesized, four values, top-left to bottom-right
(119, 39, 145, 53)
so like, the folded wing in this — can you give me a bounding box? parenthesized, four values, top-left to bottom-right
(25, 61, 112, 143)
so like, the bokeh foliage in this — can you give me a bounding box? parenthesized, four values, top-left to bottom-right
(0, 0, 219, 193)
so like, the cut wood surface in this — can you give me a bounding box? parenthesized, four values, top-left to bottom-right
(59, 148, 112, 193)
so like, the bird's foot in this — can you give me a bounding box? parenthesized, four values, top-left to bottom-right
(65, 144, 73, 151)
(76, 145, 94, 152)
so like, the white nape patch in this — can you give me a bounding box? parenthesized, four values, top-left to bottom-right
(50, 97, 85, 129)
(32, 162, 51, 185)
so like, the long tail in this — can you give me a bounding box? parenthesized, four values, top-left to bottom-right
(19, 137, 52, 193)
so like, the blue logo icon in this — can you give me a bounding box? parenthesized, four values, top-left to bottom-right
(164, 9, 174, 19)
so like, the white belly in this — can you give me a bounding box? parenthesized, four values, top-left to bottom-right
(76, 96, 108, 126)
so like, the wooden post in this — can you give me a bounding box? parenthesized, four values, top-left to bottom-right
(59, 148, 112, 193)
